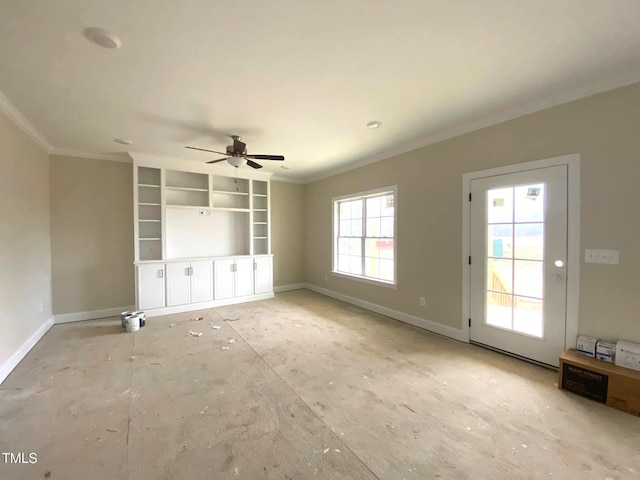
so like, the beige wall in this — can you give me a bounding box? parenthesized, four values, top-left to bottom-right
(271, 181, 306, 287)
(305, 81, 640, 343)
(50, 155, 134, 314)
(0, 110, 52, 371)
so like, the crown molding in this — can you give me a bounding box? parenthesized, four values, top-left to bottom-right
(270, 174, 307, 184)
(49, 148, 132, 163)
(304, 69, 640, 184)
(0, 89, 52, 153)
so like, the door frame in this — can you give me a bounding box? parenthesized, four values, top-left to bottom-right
(461, 153, 580, 352)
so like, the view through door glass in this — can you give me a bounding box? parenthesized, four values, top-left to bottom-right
(486, 184, 545, 338)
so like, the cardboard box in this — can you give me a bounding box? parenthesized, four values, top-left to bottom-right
(559, 349, 640, 416)
(615, 340, 640, 372)
(596, 340, 617, 363)
(576, 335, 598, 357)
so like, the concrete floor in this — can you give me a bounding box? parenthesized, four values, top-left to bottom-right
(1, 290, 639, 479)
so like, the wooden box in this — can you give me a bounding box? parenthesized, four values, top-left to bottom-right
(558, 349, 640, 416)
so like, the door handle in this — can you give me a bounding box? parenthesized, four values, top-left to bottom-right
(254, 261, 257, 270)
(159, 268, 164, 278)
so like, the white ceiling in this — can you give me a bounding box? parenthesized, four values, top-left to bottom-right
(1, 1, 640, 182)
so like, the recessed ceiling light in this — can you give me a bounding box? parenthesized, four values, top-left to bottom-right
(84, 27, 122, 49)
(114, 138, 132, 145)
(366, 121, 383, 129)
(280, 165, 290, 170)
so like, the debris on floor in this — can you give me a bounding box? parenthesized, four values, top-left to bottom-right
(212, 325, 221, 330)
(191, 316, 204, 322)
(323, 447, 330, 454)
(228, 338, 237, 344)
(169, 323, 177, 328)
(222, 347, 229, 350)
(223, 317, 240, 322)
(188, 331, 203, 337)
(106, 428, 118, 433)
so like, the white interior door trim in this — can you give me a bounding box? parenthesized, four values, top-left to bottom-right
(461, 153, 580, 350)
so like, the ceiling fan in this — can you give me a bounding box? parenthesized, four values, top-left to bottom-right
(185, 135, 284, 169)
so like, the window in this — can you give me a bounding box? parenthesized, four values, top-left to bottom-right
(333, 186, 397, 284)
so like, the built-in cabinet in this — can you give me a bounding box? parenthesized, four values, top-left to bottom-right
(132, 154, 274, 316)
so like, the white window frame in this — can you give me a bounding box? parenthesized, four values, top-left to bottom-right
(332, 185, 398, 288)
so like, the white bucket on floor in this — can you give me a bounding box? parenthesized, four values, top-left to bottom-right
(125, 315, 140, 333)
(121, 311, 135, 328)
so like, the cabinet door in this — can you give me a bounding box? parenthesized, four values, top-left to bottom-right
(138, 264, 165, 310)
(191, 260, 213, 303)
(234, 257, 255, 297)
(166, 262, 191, 306)
(214, 259, 236, 300)
(253, 256, 273, 294)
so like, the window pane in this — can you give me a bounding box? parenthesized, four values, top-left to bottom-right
(339, 201, 351, 219)
(513, 297, 543, 337)
(338, 237, 349, 254)
(351, 219, 362, 236)
(486, 292, 513, 329)
(340, 220, 351, 237)
(380, 217, 393, 237)
(487, 258, 513, 294)
(513, 260, 543, 298)
(379, 239, 394, 259)
(488, 224, 512, 258)
(379, 259, 394, 281)
(338, 255, 349, 272)
(366, 196, 381, 216)
(381, 194, 394, 216)
(366, 218, 380, 237)
(514, 223, 543, 260)
(349, 256, 362, 275)
(365, 239, 379, 257)
(348, 238, 361, 256)
(350, 200, 363, 219)
(488, 187, 513, 224)
(515, 184, 544, 223)
(365, 257, 379, 277)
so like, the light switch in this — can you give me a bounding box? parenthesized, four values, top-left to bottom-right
(585, 249, 619, 264)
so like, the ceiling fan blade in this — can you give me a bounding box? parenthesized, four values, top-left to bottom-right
(206, 158, 228, 164)
(233, 137, 246, 154)
(185, 146, 228, 155)
(245, 159, 263, 169)
(245, 154, 285, 161)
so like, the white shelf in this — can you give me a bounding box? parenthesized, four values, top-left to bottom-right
(253, 237, 268, 239)
(139, 183, 161, 188)
(253, 222, 267, 224)
(140, 219, 161, 222)
(212, 190, 250, 196)
(166, 186, 208, 192)
(254, 208, 268, 212)
(211, 207, 251, 212)
(139, 202, 161, 206)
(140, 237, 162, 241)
(253, 194, 267, 197)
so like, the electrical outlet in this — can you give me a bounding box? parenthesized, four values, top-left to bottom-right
(585, 249, 619, 264)
(419, 296, 426, 306)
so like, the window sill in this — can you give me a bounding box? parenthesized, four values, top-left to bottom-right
(331, 271, 397, 289)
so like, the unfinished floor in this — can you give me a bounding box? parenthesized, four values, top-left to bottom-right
(1, 289, 638, 479)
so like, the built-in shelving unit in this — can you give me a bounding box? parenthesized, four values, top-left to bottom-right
(252, 180, 269, 255)
(137, 167, 162, 261)
(132, 153, 274, 316)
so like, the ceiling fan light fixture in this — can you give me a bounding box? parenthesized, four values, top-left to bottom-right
(366, 120, 383, 129)
(227, 157, 246, 168)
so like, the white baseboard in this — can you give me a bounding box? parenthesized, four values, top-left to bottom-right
(274, 283, 307, 293)
(0, 317, 54, 385)
(54, 305, 136, 324)
(305, 283, 467, 343)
